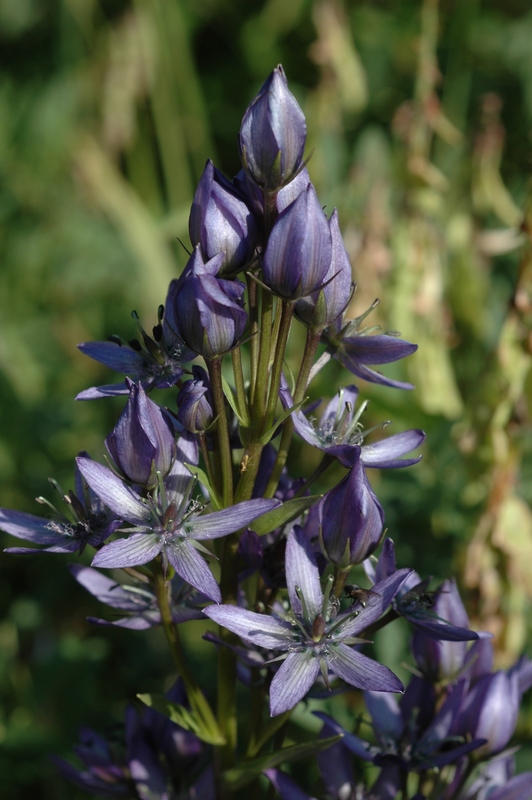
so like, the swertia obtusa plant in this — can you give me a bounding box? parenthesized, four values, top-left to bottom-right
(2, 66, 532, 800)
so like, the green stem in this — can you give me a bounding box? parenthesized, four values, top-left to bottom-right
(264, 327, 322, 498)
(199, 431, 220, 499)
(231, 346, 250, 427)
(247, 273, 259, 399)
(264, 300, 294, 429)
(207, 357, 233, 507)
(251, 288, 273, 424)
(332, 566, 350, 598)
(153, 565, 221, 739)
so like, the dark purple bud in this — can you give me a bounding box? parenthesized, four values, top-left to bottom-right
(295, 209, 353, 330)
(318, 451, 384, 568)
(412, 579, 472, 680)
(263, 183, 332, 300)
(105, 381, 176, 489)
(239, 65, 306, 191)
(176, 366, 214, 433)
(172, 247, 247, 359)
(189, 160, 257, 273)
(457, 670, 520, 757)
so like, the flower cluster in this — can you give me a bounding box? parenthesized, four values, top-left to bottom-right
(1, 66, 530, 800)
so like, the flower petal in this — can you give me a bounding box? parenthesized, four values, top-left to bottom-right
(328, 643, 403, 693)
(361, 429, 426, 469)
(92, 534, 161, 568)
(286, 526, 323, 621)
(166, 540, 221, 603)
(204, 605, 291, 649)
(269, 651, 321, 716)
(0, 509, 66, 545)
(76, 458, 151, 525)
(337, 568, 412, 638)
(186, 498, 280, 540)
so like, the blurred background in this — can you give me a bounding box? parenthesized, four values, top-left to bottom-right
(0, 0, 531, 796)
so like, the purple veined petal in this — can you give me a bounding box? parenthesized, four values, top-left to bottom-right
(364, 691, 403, 741)
(321, 385, 359, 428)
(406, 617, 491, 642)
(264, 768, 317, 800)
(166, 540, 221, 603)
(78, 341, 146, 372)
(327, 643, 404, 693)
(76, 458, 151, 525)
(338, 568, 412, 638)
(92, 534, 162, 569)
(0, 509, 68, 545)
(313, 712, 376, 761)
(186, 498, 280, 540)
(88, 613, 160, 630)
(424, 738, 487, 770)
(422, 680, 467, 746)
(285, 526, 323, 621)
(361, 430, 426, 469)
(69, 564, 148, 612)
(342, 335, 418, 365)
(269, 651, 321, 716)
(336, 352, 416, 390)
(76, 383, 131, 400)
(204, 604, 291, 649)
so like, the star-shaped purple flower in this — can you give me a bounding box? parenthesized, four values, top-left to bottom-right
(1, 455, 121, 556)
(205, 526, 411, 715)
(76, 456, 279, 603)
(280, 379, 425, 470)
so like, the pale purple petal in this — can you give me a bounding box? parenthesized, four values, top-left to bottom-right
(204, 605, 291, 649)
(69, 564, 145, 611)
(269, 651, 321, 716)
(285, 526, 323, 620)
(78, 341, 145, 372)
(364, 691, 403, 740)
(92, 534, 161, 568)
(313, 712, 375, 761)
(361, 430, 425, 469)
(76, 383, 131, 400)
(0, 509, 67, 545)
(338, 568, 412, 638)
(328, 644, 403, 693)
(166, 540, 221, 603)
(342, 335, 418, 365)
(186, 498, 280, 540)
(488, 773, 532, 800)
(339, 358, 415, 390)
(76, 458, 151, 525)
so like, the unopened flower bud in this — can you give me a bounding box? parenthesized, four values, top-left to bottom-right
(239, 65, 306, 191)
(105, 381, 176, 488)
(189, 160, 257, 273)
(176, 366, 214, 433)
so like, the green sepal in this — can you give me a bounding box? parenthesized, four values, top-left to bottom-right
(223, 735, 342, 790)
(250, 495, 322, 536)
(137, 694, 226, 746)
(184, 463, 223, 511)
(258, 398, 307, 446)
(222, 374, 250, 427)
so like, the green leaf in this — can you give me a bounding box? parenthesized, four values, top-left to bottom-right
(184, 463, 222, 510)
(251, 495, 322, 536)
(137, 694, 226, 745)
(258, 398, 307, 446)
(222, 375, 250, 427)
(223, 735, 342, 790)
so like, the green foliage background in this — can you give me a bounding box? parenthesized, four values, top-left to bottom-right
(0, 0, 531, 796)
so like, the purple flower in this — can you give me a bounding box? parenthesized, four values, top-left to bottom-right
(189, 159, 257, 274)
(176, 365, 214, 434)
(318, 451, 385, 569)
(205, 526, 410, 715)
(70, 564, 205, 629)
(171, 247, 247, 360)
(76, 456, 279, 603)
(456, 670, 520, 758)
(105, 381, 176, 489)
(262, 183, 332, 300)
(280, 379, 425, 469)
(364, 539, 492, 644)
(1, 455, 121, 555)
(312, 308, 418, 390)
(294, 209, 353, 330)
(239, 65, 306, 191)
(77, 289, 196, 400)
